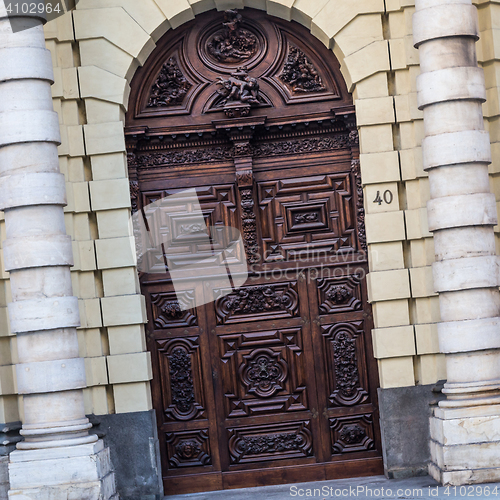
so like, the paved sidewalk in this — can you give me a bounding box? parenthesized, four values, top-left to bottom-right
(165, 475, 500, 499)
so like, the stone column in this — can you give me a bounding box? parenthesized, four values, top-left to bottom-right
(0, 4, 117, 498)
(414, 0, 500, 486)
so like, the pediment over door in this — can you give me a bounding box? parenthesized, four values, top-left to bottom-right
(127, 8, 352, 132)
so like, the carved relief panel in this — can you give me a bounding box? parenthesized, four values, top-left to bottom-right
(218, 328, 308, 418)
(321, 321, 369, 407)
(156, 337, 206, 421)
(258, 173, 357, 261)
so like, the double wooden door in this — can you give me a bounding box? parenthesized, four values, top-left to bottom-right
(139, 151, 383, 495)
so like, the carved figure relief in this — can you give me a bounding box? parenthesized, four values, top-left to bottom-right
(166, 430, 211, 467)
(279, 45, 326, 93)
(216, 67, 261, 117)
(151, 291, 197, 328)
(318, 276, 362, 313)
(327, 285, 352, 305)
(330, 415, 375, 454)
(147, 57, 192, 108)
(207, 10, 258, 63)
(239, 348, 288, 398)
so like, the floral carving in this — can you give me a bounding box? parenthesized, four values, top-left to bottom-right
(129, 179, 139, 214)
(207, 10, 258, 63)
(226, 285, 290, 314)
(166, 430, 211, 467)
(326, 285, 352, 304)
(279, 45, 325, 93)
(228, 423, 313, 463)
(294, 212, 319, 224)
(160, 300, 183, 320)
(352, 159, 367, 252)
(239, 349, 288, 398)
(333, 332, 359, 399)
(339, 424, 365, 445)
(241, 433, 303, 454)
(168, 347, 196, 414)
(240, 189, 259, 264)
(253, 135, 352, 157)
(147, 57, 191, 108)
(136, 145, 234, 167)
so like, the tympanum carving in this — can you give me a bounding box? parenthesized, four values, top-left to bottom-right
(279, 45, 325, 93)
(147, 57, 191, 108)
(207, 10, 258, 63)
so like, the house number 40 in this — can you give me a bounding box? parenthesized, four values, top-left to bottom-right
(373, 190, 393, 205)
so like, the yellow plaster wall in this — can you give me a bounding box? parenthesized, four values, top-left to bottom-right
(11, 0, 500, 420)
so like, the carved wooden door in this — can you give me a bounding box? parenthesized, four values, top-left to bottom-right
(126, 9, 383, 495)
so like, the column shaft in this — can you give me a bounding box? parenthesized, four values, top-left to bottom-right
(414, 0, 500, 485)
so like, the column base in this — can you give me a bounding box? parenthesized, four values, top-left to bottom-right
(7, 440, 117, 500)
(430, 404, 500, 485)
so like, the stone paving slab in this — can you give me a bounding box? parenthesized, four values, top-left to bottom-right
(164, 475, 500, 499)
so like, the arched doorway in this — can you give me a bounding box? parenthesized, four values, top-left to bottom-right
(126, 9, 383, 495)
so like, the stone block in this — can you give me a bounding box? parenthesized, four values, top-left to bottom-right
(97, 209, 132, 239)
(67, 125, 86, 157)
(359, 151, 400, 184)
(107, 325, 146, 356)
(378, 356, 415, 388)
(335, 14, 385, 58)
(85, 356, 109, 387)
(88, 410, 163, 500)
(413, 296, 441, 324)
(84, 122, 126, 156)
(372, 325, 415, 359)
(79, 298, 103, 329)
(79, 66, 129, 107)
(378, 384, 441, 478)
(102, 268, 138, 297)
(364, 182, 399, 214)
(400, 147, 425, 181)
(415, 354, 446, 386)
(90, 153, 128, 181)
(85, 99, 125, 125)
(291, 0, 329, 29)
(101, 294, 147, 327)
(409, 266, 436, 298)
(367, 268, 410, 302)
(78, 240, 97, 271)
(79, 38, 135, 80)
(368, 241, 405, 272)
(81, 329, 106, 358)
(344, 40, 390, 85)
(113, 381, 152, 414)
(107, 352, 152, 384)
(72, 182, 91, 213)
(90, 179, 131, 211)
(353, 72, 389, 100)
(415, 323, 439, 355)
(155, 0, 194, 29)
(267, 0, 294, 21)
(372, 299, 410, 328)
(359, 123, 394, 154)
(95, 237, 136, 270)
(74, 7, 153, 59)
(365, 210, 406, 243)
(356, 96, 395, 127)
(405, 208, 431, 240)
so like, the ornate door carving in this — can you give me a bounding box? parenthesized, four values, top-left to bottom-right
(126, 9, 382, 495)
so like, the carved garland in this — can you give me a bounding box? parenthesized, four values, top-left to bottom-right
(240, 189, 259, 264)
(168, 347, 196, 415)
(279, 45, 326, 93)
(333, 331, 360, 400)
(147, 57, 192, 108)
(351, 159, 367, 252)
